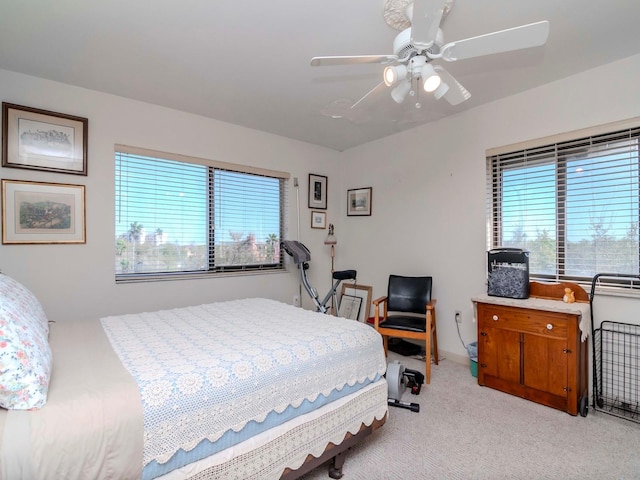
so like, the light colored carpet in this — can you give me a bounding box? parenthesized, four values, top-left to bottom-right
(300, 352, 640, 480)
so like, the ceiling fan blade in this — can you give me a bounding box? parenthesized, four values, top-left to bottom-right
(410, 0, 447, 49)
(433, 65, 471, 105)
(351, 82, 387, 109)
(320, 98, 354, 119)
(439, 20, 550, 62)
(311, 55, 398, 67)
(319, 98, 371, 124)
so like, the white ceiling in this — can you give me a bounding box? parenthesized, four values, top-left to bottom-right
(1, 0, 640, 152)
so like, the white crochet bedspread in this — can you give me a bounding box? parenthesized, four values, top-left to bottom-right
(101, 298, 386, 468)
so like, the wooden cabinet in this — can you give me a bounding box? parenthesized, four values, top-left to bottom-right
(475, 301, 588, 416)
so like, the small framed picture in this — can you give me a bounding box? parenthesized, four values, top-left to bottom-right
(347, 187, 372, 216)
(308, 174, 327, 210)
(311, 210, 326, 229)
(340, 284, 373, 322)
(338, 294, 363, 321)
(1, 179, 86, 244)
(2, 102, 88, 175)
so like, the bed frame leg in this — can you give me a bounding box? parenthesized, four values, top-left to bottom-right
(328, 451, 345, 479)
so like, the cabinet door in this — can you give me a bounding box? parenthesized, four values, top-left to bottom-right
(481, 324, 521, 384)
(523, 333, 568, 397)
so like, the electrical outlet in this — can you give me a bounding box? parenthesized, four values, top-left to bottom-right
(293, 294, 301, 307)
(455, 310, 462, 324)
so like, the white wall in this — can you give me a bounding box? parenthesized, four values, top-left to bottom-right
(338, 54, 640, 360)
(0, 69, 342, 321)
(3, 54, 640, 361)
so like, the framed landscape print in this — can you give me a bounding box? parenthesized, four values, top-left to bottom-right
(2, 102, 88, 175)
(347, 187, 372, 216)
(2, 179, 86, 244)
(308, 173, 327, 209)
(311, 210, 326, 229)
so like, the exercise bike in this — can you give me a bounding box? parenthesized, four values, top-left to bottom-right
(283, 241, 423, 412)
(281, 240, 357, 314)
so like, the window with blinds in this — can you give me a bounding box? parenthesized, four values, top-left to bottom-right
(115, 146, 288, 280)
(487, 123, 640, 284)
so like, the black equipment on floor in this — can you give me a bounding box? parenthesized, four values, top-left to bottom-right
(386, 361, 423, 413)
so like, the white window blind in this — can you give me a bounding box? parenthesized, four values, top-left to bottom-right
(487, 124, 640, 284)
(115, 146, 288, 280)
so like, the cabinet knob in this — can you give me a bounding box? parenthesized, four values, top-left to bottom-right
(547, 323, 553, 330)
(492, 315, 498, 321)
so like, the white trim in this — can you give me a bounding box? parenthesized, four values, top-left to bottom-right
(115, 144, 290, 179)
(486, 116, 640, 157)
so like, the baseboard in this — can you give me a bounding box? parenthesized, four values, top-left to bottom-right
(389, 338, 472, 367)
(439, 349, 468, 366)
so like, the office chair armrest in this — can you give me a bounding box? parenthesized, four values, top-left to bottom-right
(372, 295, 388, 328)
(372, 295, 388, 306)
(427, 299, 437, 310)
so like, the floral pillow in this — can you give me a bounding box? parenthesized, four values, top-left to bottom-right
(0, 274, 52, 410)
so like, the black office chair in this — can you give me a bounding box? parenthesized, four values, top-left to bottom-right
(373, 275, 438, 384)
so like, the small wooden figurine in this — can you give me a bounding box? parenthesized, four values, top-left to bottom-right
(563, 287, 575, 303)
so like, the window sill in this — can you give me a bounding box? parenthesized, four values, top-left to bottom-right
(116, 268, 287, 284)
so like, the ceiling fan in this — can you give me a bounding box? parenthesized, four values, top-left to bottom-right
(311, 0, 550, 111)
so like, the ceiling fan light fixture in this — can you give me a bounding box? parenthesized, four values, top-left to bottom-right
(383, 65, 408, 87)
(390, 79, 411, 104)
(421, 63, 441, 92)
(312, 2, 549, 119)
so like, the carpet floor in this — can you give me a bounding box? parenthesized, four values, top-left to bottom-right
(300, 351, 640, 480)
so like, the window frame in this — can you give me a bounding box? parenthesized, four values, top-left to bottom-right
(115, 145, 290, 283)
(486, 118, 640, 290)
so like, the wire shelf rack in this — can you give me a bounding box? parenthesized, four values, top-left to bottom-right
(593, 321, 640, 421)
(591, 273, 640, 423)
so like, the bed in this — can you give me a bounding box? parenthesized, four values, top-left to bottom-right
(0, 274, 388, 480)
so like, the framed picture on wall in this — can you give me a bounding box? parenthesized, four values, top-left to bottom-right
(347, 187, 372, 216)
(1, 179, 86, 244)
(2, 102, 88, 175)
(308, 173, 327, 209)
(311, 210, 326, 229)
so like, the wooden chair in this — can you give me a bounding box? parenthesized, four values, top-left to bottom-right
(373, 275, 438, 384)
